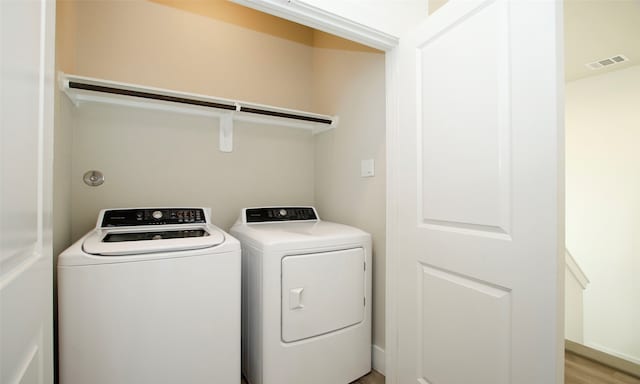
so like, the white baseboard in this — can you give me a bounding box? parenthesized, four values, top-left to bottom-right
(566, 340, 640, 378)
(586, 342, 640, 366)
(372, 344, 385, 375)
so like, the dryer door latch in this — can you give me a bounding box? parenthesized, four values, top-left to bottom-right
(289, 287, 305, 310)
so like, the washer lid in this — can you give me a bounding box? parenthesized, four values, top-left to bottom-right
(82, 225, 225, 256)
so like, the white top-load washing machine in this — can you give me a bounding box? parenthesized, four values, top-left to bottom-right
(58, 207, 240, 384)
(230, 207, 371, 384)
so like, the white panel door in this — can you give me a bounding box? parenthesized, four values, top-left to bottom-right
(390, 0, 563, 383)
(0, 1, 55, 384)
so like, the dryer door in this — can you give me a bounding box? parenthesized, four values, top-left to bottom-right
(281, 248, 365, 342)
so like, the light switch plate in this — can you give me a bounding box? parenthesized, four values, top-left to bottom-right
(361, 159, 375, 177)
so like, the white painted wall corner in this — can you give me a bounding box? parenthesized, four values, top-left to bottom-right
(372, 344, 385, 375)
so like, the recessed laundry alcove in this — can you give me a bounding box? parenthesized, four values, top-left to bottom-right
(53, 0, 387, 366)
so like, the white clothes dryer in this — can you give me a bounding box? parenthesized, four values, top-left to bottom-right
(58, 207, 241, 384)
(230, 207, 371, 384)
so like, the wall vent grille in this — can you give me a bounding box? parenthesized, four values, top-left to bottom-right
(585, 54, 630, 70)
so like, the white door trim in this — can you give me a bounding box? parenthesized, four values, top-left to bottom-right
(229, 0, 399, 51)
(384, 46, 400, 384)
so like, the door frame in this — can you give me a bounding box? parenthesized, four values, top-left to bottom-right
(0, 0, 56, 382)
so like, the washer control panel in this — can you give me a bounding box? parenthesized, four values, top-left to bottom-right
(101, 208, 206, 227)
(245, 207, 318, 223)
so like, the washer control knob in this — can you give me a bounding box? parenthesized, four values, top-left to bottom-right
(279, 209, 287, 217)
(152, 210, 163, 219)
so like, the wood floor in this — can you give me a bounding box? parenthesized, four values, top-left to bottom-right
(565, 351, 640, 384)
(241, 352, 640, 384)
(350, 369, 385, 384)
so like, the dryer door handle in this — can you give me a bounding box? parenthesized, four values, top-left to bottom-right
(289, 287, 305, 310)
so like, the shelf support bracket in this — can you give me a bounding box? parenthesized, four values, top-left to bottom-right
(219, 113, 234, 152)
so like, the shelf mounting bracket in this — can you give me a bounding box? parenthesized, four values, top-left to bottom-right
(219, 113, 234, 153)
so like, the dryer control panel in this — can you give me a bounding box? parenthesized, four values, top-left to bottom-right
(101, 208, 206, 227)
(245, 207, 318, 223)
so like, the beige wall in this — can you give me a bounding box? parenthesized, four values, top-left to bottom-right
(70, 103, 315, 238)
(55, 0, 387, 354)
(566, 64, 640, 363)
(312, 42, 386, 349)
(148, 0, 314, 47)
(429, 0, 449, 14)
(72, 0, 313, 110)
(59, 0, 317, 237)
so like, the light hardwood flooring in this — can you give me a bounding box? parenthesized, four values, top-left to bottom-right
(350, 369, 385, 384)
(565, 351, 640, 384)
(241, 352, 640, 384)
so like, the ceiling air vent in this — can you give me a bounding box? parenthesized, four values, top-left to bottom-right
(585, 54, 630, 70)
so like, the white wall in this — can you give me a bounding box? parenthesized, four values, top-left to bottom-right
(564, 266, 584, 343)
(312, 33, 386, 349)
(565, 250, 588, 344)
(566, 64, 640, 364)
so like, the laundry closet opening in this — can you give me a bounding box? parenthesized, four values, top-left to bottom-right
(53, 0, 387, 375)
(564, 0, 640, 375)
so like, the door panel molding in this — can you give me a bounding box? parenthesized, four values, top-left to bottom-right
(416, 0, 512, 237)
(0, 250, 42, 290)
(9, 334, 42, 384)
(418, 263, 511, 384)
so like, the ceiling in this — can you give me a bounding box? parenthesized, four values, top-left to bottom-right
(564, 0, 640, 82)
